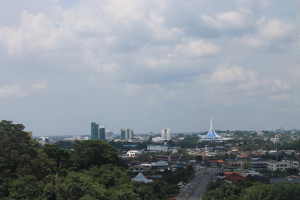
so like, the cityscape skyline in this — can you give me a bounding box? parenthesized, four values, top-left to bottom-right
(1, 1, 300, 136)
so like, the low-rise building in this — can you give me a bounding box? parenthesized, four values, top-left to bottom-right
(223, 172, 246, 184)
(126, 150, 143, 157)
(147, 145, 169, 152)
(132, 173, 153, 183)
(268, 160, 299, 171)
(151, 160, 168, 167)
(250, 161, 268, 171)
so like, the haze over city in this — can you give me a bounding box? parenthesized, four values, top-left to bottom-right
(1, 0, 300, 136)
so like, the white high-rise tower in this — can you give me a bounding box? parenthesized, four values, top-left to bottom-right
(161, 128, 172, 140)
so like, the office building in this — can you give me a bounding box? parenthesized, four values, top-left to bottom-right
(121, 129, 126, 139)
(120, 128, 134, 140)
(161, 128, 172, 140)
(91, 122, 99, 140)
(106, 130, 113, 138)
(99, 126, 105, 140)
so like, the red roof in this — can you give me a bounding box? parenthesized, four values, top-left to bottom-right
(223, 172, 246, 184)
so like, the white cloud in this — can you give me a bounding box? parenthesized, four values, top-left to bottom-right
(258, 18, 293, 39)
(175, 39, 220, 57)
(237, 18, 294, 48)
(0, 85, 27, 98)
(211, 66, 250, 84)
(201, 10, 251, 30)
(31, 81, 47, 90)
(0, 11, 64, 55)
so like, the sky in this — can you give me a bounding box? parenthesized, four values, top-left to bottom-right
(0, 0, 300, 136)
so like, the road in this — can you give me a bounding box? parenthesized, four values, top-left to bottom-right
(175, 168, 216, 200)
(188, 168, 216, 200)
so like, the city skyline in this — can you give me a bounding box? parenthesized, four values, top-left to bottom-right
(1, 1, 300, 136)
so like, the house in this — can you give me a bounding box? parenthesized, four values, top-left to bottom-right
(132, 173, 153, 183)
(209, 160, 225, 167)
(223, 172, 246, 184)
(128, 165, 145, 173)
(126, 150, 143, 157)
(151, 160, 168, 167)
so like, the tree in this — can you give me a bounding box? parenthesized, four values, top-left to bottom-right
(71, 140, 120, 170)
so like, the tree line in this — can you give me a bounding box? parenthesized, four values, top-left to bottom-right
(0, 120, 183, 199)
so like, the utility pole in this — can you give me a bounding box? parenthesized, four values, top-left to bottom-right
(276, 143, 279, 162)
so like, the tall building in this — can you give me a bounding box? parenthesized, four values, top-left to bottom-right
(91, 122, 99, 140)
(106, 130, 113, 138)
(121, 129, 126, 139)
(121, 128, 134, 140)
(161, 128, 172, 140)
(99, 126, 106, 140)
(126, 128, 134, 139)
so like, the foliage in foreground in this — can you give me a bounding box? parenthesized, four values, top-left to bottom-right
(0, 120, 179, 200)
(203, 180, 300, 200)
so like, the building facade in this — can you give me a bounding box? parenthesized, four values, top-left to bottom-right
(99, 126, 105, 140)
(91, 122, 99, 140)
(161, 128, 172, 140)
(147, 145, 169, 152)
(267, 160, 299, 171)
(120, 128, 134, 140)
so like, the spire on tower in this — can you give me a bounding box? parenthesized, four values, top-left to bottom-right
(210, 117, 213, 130)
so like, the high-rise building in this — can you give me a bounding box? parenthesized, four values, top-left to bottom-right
(106, 130, 113, 138)
(99, 126, 106, 140)
(126, 129, 134, 139)
(121, 128, 134, 140)
(91, 122, 99, 140)
(161, 128, 172, 140)
(121, 129, 126, 139)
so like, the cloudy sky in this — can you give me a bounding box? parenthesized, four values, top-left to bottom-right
(0, 0, 300, 136)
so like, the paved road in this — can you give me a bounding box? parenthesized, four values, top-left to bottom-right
(188, 168, 216, 200)
(176, 168, 207, 200)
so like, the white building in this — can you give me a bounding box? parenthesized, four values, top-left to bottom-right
(147, 145, 169, 152)
(161, 128, 172, 140)
(152, 136, 163, 142)
(151, 160, 168, 167)
(126, 150, 143, 157)
(268, 160, 299, 171)
(132, 173, 153, 183)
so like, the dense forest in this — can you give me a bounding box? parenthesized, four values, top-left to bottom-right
(203, 179, 300, 200)
(0, 120, 180, 200)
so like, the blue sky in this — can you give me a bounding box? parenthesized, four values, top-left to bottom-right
(0, 0, 300, 136)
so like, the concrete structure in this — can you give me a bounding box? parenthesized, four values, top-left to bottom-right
(147, 145, 169, 152)
(121, 129, 126, 139)
(120, 128, 134, 140)
(200, 117, 223, 141)
(106, 130, 113, 138)
(161, 128, 172, 140)
(267, 160, 299, 171)
(126, 150, 143, 157)
(132, 173, 153, 183)
(250, 161, 268, 171)
(99, 126, 105, 140)
(91, 122, 99, 140)
(151, 160, 168, 167)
